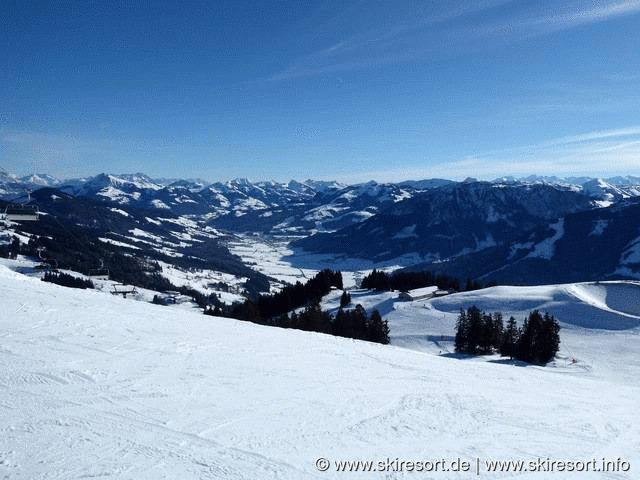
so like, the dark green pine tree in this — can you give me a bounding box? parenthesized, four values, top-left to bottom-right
(465, 277, 474, 291)
(367, 309, 390, 344)
(500, 316, 520, 359)
(491, 312, 504, 353)
(538, 313, 561, 363)
(235, 299, 263, 324)
(454, 309, 469, 353)
(340, 290, 351, 308)
(352, 304, 369, 340)
(298, 301, 332, 333)
(276, 312, 290, 328)
(478, 312, 494, 354)
(517, 310, 558, 364)
(289, 311, 300, 330)
(466, 306, 483, 354)
(516, 317, 533, 362)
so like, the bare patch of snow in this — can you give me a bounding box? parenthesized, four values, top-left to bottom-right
(98, 237, 141, 250)
(151, 199, 170, 209)
(392, 224, 418, 240)
(527, 219, 564, 260)
(109, 207, 129, 216)
(589, 219, 609, 236)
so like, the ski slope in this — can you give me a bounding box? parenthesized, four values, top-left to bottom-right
(1, 263, 639, 478)
(319, 282, 640, 385)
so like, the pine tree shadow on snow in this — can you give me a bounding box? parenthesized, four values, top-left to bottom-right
(439, 353, 537, 367)
(487, 358, 537, 367)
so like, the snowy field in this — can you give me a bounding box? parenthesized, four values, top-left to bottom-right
(1, 261, 639, 478)
(226, 234, 405, 289)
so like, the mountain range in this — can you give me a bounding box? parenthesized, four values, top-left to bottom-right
(2, 168, 640, 288)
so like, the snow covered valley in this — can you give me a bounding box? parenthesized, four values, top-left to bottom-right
(1, 261, 639, 479)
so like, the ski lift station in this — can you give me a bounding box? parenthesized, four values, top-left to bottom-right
(4, 203, 39, 221)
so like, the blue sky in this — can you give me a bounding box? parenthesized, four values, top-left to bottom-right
(2, 0, 640, 183)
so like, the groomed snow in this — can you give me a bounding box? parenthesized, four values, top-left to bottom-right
(1, 264, 639, 478)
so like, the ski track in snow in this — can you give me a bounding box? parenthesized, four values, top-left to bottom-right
(1, 261, 639, 478)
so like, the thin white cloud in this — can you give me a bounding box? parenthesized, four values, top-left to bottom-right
(489, 0, 640, 39)
(607, 71, 640, 81)
(547, 0, 640, 30)
(543, 126, 640, 146)
(269, 1, 640, 81)
(450, 127, 640, 178)
(268, 0, 514, 81)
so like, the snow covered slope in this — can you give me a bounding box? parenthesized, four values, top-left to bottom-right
(1, 265, 639, 478)
(326, 282, 640, 366)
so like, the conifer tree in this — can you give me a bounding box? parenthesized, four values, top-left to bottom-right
(367, 309, 390, 344)
(539, 312, 561, 363)
(515, 310, 560, 364)
(276, 313, 290, 328)
(467, 306, 483, 354)
(479, 312, 494, 354)
(490, 312, 504, 353)
(455, 307, 559, 363)
(340, 290, 351, 308)
(500, 316, 519, 359)
(455, 309, 469, 353)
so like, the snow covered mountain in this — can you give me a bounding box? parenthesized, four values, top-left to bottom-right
(19, 173, 61, 187)
(504, 175, 640, 203)
(1, 187, 269, 295)
(48, 173, 439, 235)
(3, 169, 640, 286)
(294, 182, 640, 285)
(0, 169, 61, 199)
(294, 181, 595, 262)
(2, 170, 640, 232)
(210, 179, 446, 234)
(60, 173, 164, 204)
(408, 197, 640, 285)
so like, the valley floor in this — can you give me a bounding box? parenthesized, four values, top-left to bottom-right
(1, 261, 639, 478)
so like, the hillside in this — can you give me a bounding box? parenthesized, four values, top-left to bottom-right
(325, 282, 640, 376)
(1, 261, 638, 479)
(293, 181, 594, 262)
(405, 198, 640, 285)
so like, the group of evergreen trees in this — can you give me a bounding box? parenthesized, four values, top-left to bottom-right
(204, 269, 390, 345)
(42, 271, 95, 289)
(455, 306, 560, 364)
(204, 269, 343, 324)
(206, 297, 390, 345)
(361, 269, 493, 293)
(255, 269, 343, 319)
(273, 302, 390, 344)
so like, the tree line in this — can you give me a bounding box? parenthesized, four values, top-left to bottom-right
(203, 269, 343, 323)
(361, 269, 495, 292)
(42, 271, 95, 289)
(204, 269, 390, 345)
(257, 269, 343, 319)
(454, 306, 560, 364)
(273, 302, 390, 344)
